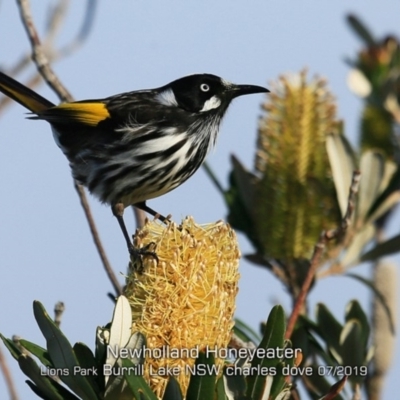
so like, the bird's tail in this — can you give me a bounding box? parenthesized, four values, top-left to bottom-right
(0, 72, 55, 113)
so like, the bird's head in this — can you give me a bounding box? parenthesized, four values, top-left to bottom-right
(156, 73, 269, 114)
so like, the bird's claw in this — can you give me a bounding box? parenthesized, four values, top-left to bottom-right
(129, 242, 158, 273)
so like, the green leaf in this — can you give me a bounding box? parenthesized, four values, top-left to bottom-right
(347, 15, 377, 46)
(202, 161, 225, 195)
(340, 224, 375, 268)
(121, 357, 158, 400)
(33, 301, 98, 400)
(73, 342, 102, 395)
(340, 320, 365, 384)
(358, 151, 385, 220)
(360, 233, 400, 262)
(219, 368, 246, 400)
(95, 326, 108, 367)
(367, 164, 400, 220)
(303, 365, 343, 400)
(316, 304, 343, 363)
(346, 273, 395, 334)
(25, 379, 80, 400)
(163, 376, 183, 400)
(326, 133, 356, 217)
(366, 191, 400, 225)
(0, 333, 22, 360)
(246, 305, 285, 399)
(345, 300, 370, 350)
(319, 376, 347, 400)
(234, 318, 261, 345)
(186, 352, 217, 400)
(18, 354, 79, 400)
(230, 154, 257, 216)
(19, 339, 52, 367)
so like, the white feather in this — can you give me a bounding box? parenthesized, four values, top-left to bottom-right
(155, 88, 178, 106)
(199, 95, 221, 112)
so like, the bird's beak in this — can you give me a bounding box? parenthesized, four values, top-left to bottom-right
(229, 83, 269, 98)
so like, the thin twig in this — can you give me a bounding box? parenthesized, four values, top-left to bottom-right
(75, 183, 122, 295)
(133, 206, 147, 229)
(0, 344, 19, 400)
(16, 0, 72, 102)
(0, 0, 95, 114)
(285, 171, 361, 339)
(15, 0, 121, 295)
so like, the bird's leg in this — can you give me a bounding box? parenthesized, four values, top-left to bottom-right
(134, 201, 170, 225)
(112, 202, 158, 263)
(112, 202, 133, 250)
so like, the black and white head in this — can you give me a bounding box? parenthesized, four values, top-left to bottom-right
(156, 73, 269, 115)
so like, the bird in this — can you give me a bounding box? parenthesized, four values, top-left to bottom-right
(0, 72, 268, 255)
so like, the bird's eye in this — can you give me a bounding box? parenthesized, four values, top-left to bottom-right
(200, 83, 210, 92)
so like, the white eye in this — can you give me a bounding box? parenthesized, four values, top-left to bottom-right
(200, 83, 210, 92)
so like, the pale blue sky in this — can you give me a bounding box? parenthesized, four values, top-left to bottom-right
(0, 1, 399, 398)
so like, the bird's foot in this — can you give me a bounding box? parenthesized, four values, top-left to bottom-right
(129, 241, 158, 273)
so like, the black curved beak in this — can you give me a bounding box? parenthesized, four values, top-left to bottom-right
(230, 83, 269, 98)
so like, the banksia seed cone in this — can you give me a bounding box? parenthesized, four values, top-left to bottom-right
(255, 70, 342, 261)
(124, 217, 240, 399)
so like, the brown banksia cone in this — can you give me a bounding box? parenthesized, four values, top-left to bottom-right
(124, 217, 240, 399)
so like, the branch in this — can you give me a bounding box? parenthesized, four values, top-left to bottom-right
(285, 170, 361, 339)
(15, 0, 122, 295)
(16, 0, 72, 102)
(0, 344, 19, 400)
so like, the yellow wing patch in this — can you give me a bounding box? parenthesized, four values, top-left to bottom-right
(52, 102, 110, 126)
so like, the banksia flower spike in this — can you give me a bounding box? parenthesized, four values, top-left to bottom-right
(124, 217, 241, 399)
(255, 70, 342, 263)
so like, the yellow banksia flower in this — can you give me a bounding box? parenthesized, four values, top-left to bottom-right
(255, 70, 342, 260)
(124, 217, 240, 399)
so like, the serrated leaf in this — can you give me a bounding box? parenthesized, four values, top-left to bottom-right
(186, 351, 217, 400)
(345, 273, 395, 334)
(33, 301, 98, 400)
(360, 233, 400, 262)
(358, 151, 385, 220)
(326, 133, 356, 217)
(18, 354, 78, 400)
